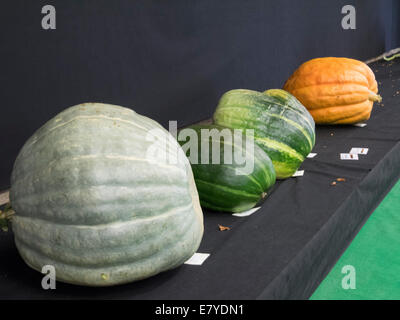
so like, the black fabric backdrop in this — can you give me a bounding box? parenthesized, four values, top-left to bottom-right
(0, 0, 399, 190)
(1, 59, 399, 299)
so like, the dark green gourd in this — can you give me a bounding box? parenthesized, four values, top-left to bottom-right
(178, 124, 276, 213)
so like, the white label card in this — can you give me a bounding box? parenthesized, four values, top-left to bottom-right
(184, 253, 210, 265)
(233, 207, 261, 217)
(340, 153, 359, 160)
(307, 153, 317, 158)
(350, 148, 369, 155)
(292, 170, 304, 177)
(353, 123, 367, 127)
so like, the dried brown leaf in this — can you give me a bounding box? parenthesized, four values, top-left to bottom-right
(218, 224, 231, 231)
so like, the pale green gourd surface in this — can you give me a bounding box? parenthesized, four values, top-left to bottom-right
(10, 103, 204, 286)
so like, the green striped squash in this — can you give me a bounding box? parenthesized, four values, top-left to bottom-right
(213, 89, 316, 179)
(178, 124, 276, 213)
(10, 103, 204, 286)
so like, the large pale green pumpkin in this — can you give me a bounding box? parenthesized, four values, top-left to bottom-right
(10, 103, 204, 286)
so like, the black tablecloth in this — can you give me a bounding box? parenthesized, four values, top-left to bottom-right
(1, 60, 400, 299)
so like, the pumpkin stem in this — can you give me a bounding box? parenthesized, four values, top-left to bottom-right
(0, 203, 14, 232)
(368, 91, 382, 103)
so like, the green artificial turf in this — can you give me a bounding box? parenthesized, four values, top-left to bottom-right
(311, 178, 400, 300)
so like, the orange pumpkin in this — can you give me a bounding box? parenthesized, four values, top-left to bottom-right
(283, 57, 382, 124)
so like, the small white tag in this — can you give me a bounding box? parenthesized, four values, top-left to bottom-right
(350, 147, 369, 155)
(353, 123, 367, 127)
(184, 253, 210, 265)
(307, 153, 317, 158)
(340, 153, 359, 160)
(292, 170, 304, 177)
(233, 207, 261, 217)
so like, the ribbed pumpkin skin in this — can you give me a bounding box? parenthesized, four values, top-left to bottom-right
(10, 103, 203, 286)
(213, 89, 315, 179)
(283, 57, 381, 124)
(178, 124, 276, 213)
